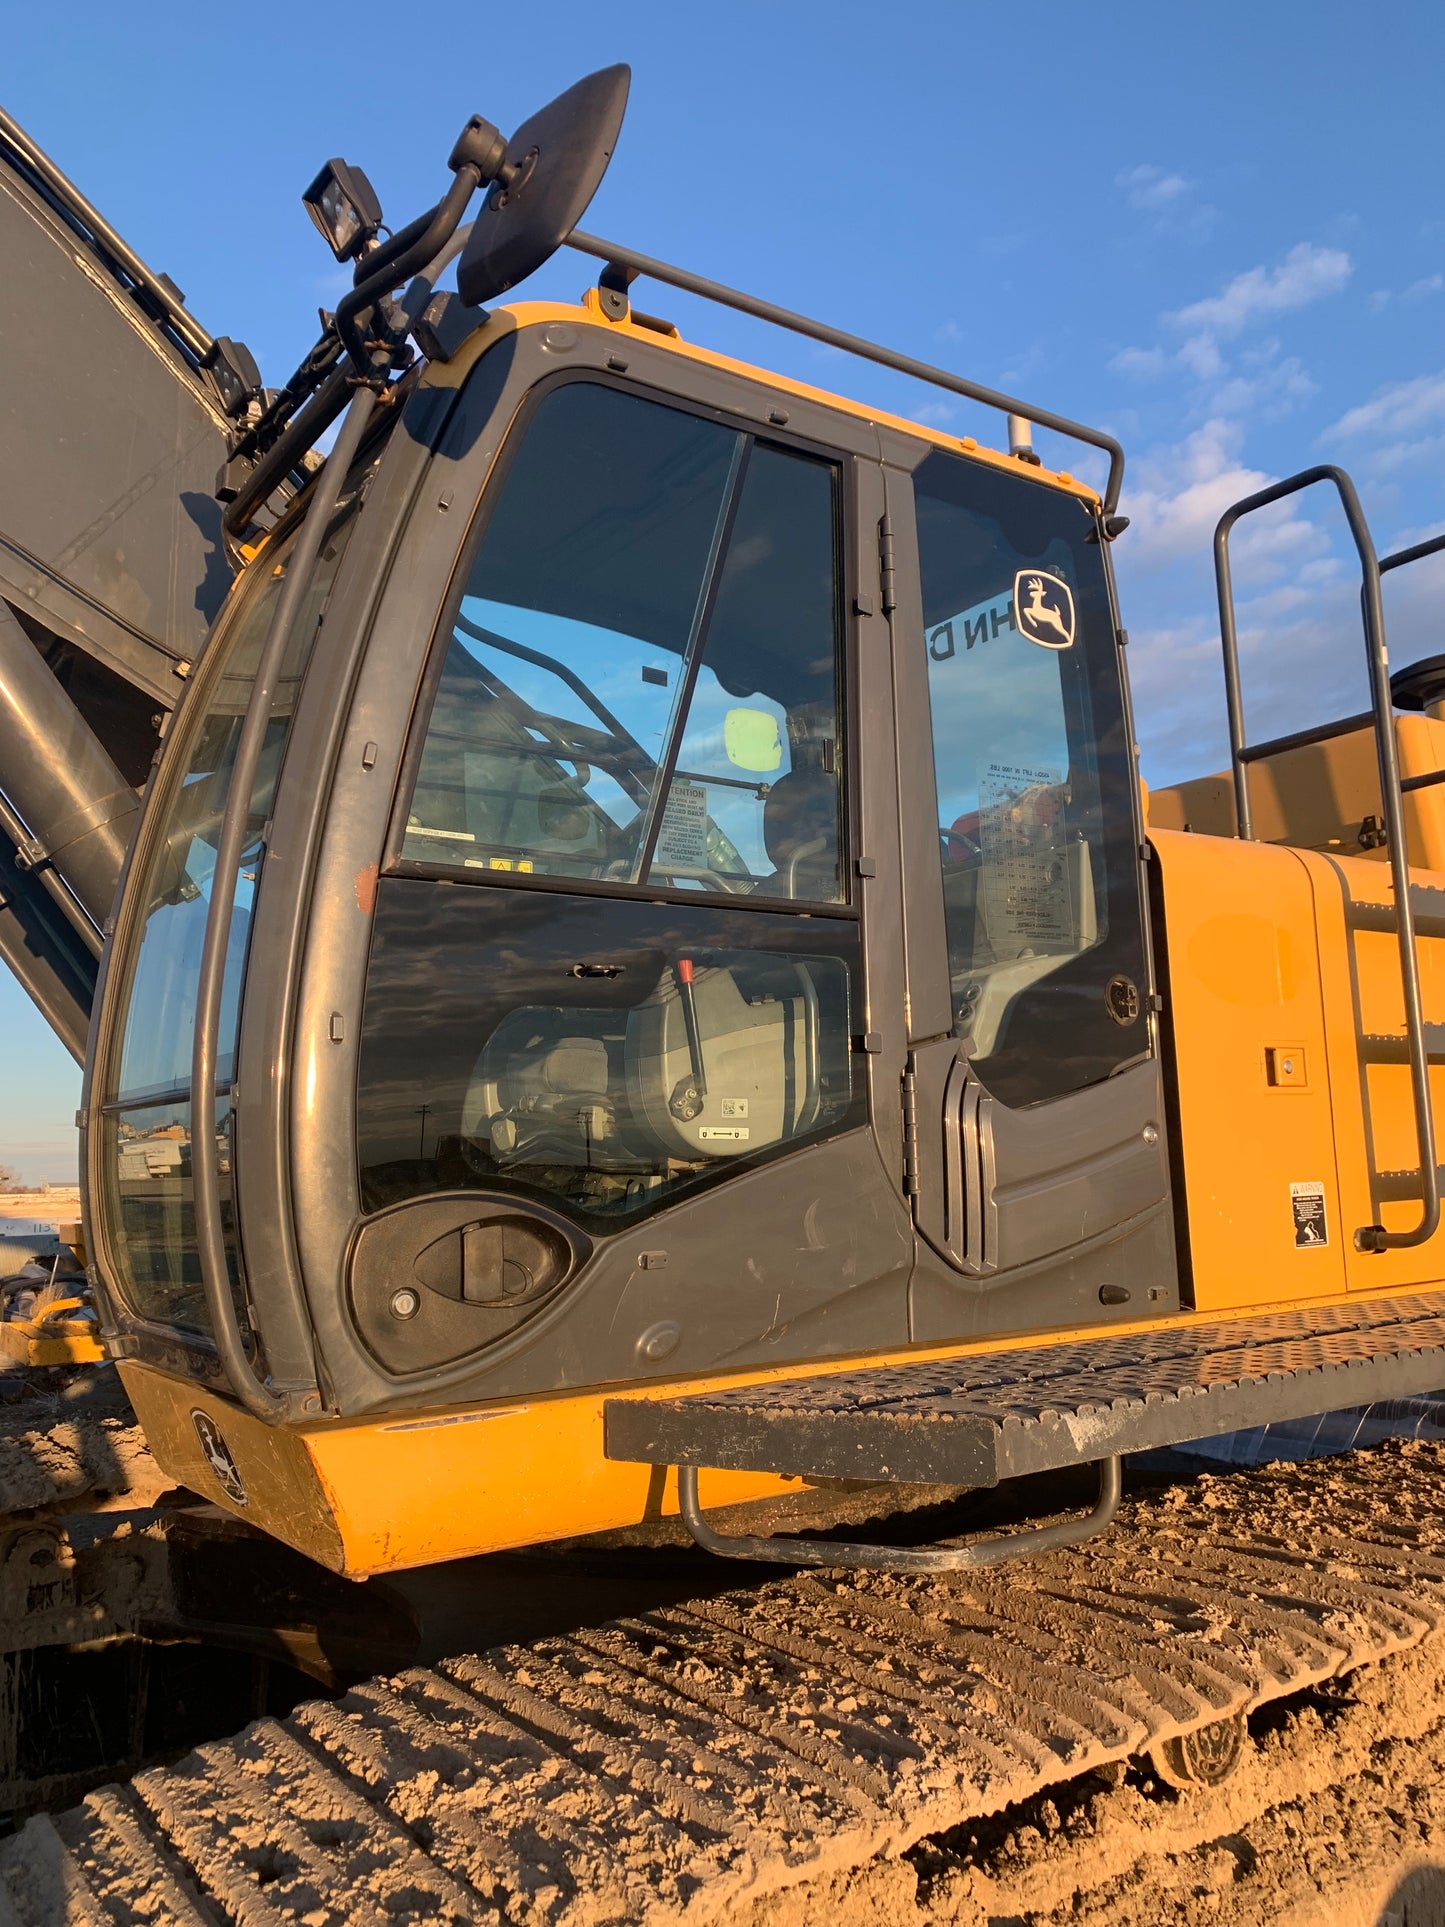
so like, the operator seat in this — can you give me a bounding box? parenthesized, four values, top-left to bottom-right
(760, 768, 839, 899)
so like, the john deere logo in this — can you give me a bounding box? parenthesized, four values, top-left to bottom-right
(1014, 570, 1076, 650)
(191, 1409, 247, 1506)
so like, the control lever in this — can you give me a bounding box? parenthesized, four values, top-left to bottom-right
(668, 957, 709, 1122)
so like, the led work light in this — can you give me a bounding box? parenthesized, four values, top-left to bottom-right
(302, 159, 384, 262)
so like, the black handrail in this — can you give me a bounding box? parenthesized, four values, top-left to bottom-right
(676, 1457, 1121, 1570)
(189, 387, 377, 1421)
(1214, 466, 1439, 1253)
(1381, 530, 1445, 579)
(0, 106, 213, 367)
(565, 230, 1127, 517)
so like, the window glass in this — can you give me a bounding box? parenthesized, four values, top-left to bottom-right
(401, 382, 845, 902)
(101, 498, 359, 1329)
(358, 885, 862, 1224)
(114, 515, 355, 1103)
(100, 1097, 237, 1334)
(914, 451, 1144, 1105)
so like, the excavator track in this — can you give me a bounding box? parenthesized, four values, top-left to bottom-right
(4, 1435, 1445, 1925)
(0, 1370, 166, 1522)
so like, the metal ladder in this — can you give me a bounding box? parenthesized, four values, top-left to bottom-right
(1214, 469, 1443, 1253)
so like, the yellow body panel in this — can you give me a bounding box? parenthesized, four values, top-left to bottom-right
(1150, 829, 1348, 1308)
(1153, 826, 1445, 1305)
(1148, 712, 1445, 871)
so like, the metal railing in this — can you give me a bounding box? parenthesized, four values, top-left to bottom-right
(1214, 467, 1439, 1253)
(565, 230, 1127, 517)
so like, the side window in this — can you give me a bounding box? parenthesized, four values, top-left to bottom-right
(100, 502, 359, 1330)
(914, 451, 1146, 1106)
(399, 382, 845, 903)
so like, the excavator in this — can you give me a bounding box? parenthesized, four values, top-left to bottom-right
(5, 60, 1445, 1917)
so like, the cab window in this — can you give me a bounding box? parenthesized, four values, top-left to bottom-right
(914, 450, 1146, 1105)
(361, 378, 862, 1228)
(398, 380, 845, 903)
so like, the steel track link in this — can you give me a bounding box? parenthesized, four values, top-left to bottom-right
(6, 1438, 1445, 1926)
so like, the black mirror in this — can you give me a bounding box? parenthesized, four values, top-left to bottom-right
(457, 65, 629, 307)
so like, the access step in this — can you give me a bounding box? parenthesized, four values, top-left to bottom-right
(604, 1290, 1445, 1487)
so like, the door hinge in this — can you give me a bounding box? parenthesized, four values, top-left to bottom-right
(878, 514, 897, 616)
(902, 1065, 920, 1197)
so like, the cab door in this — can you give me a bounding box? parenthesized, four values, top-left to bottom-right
(880, 434, 1179, 1340)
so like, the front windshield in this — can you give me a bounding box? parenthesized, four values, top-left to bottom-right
(400, 380, 845, 903)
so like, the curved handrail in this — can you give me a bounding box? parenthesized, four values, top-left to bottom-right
(1214, 466, 1439, 1253)
(189, 387, 376, 1421)
(677, 1457, 1121, 1571)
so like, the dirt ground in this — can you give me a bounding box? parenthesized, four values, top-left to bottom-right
(729, 1639, 1445, 1927)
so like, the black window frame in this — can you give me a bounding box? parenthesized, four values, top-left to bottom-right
(381, 366, 861, 923)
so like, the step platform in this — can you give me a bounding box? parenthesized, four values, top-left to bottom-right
(604, 1290, 1445, 1488)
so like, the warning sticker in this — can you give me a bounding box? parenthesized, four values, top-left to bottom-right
(979, 761, 1075, 949)
(719, 1098, 749, 1119)
(654, 780, 709, 870)
(1290, 1181, 1329, 1248)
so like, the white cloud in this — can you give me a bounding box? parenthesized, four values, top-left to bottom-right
(1110, 345, 1169, 380)
(1119, 418, 1270, 569)
(1210, 354, 1316, 419)
(1111, 252, 1339, 426)
(1114, 163, 1217, 239)
(1117, 163, 1193, 211)
(1177, 333, 1224, 381)
(1117, 418, 1323, 575)
(1368, 273, 1444, 312)
(1167, 242, 1353, 338)
(1324, 370, 1445, 442)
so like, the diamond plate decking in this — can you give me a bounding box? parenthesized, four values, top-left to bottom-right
(603, 1290, 1445, 1485)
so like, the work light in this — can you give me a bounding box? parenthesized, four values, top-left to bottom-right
(302, 159, 384, 262)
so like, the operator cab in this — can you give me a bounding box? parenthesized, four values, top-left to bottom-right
(78, 67, 1173, 1428)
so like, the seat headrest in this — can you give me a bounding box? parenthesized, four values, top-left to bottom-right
(762, 769, 839, 885)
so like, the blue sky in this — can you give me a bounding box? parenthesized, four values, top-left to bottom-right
(2, 0, 1441, 1180)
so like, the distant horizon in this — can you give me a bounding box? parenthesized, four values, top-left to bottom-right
(2, 0, 1441, 1177)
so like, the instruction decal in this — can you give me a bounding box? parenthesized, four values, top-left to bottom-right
(655, 780, 709, 870)
(1290, 1181, 1329, 1248)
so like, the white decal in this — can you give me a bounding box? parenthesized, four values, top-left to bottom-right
(654, 780, 709, 869)
(1013, 569, 1076, 649)
(1290, 1181, 1329, 1248)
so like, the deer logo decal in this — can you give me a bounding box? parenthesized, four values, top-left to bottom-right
(192, 1408, 248, 1506)
(1013, 570, 1076, 650)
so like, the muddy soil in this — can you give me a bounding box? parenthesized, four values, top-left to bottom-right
(730, 1640, 1445, 1927)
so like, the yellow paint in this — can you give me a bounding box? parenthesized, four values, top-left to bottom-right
(414, 300, 1100, 508)
(0, 1300, 106, 1367)
(1308, 850, 1445, 1289)
(1152, 829, 1347, 1308)
(1154, 827, 1445, 1306)
(1148, 713, 1445, 874)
